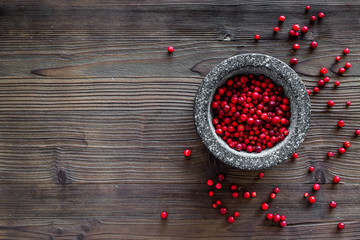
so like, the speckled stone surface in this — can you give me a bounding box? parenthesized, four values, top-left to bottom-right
(193, 53, 311, 170)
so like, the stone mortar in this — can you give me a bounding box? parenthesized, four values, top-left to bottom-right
(193, 53, 311, 170)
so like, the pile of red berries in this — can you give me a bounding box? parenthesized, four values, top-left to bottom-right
(211, 75, 291, 153)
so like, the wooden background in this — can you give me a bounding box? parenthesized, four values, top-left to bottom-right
(1, 0, 360, 239)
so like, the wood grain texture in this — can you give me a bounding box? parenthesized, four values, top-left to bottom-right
(1, 0, 360, 239)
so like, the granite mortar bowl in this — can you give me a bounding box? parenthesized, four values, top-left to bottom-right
(194, 53, 311, 170)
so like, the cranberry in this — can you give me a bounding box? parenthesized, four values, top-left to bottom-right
(279, 16, 286, 22)
(310, 41, 318, 49)
(324, 76, 330, 83)
(184, 149, 191, 157)
(313, 87, 319, 93)
(304, 192, 309, 197)
(343, 48, 350, 54)
(339, 147, 346, 154)
(274, 26, 279, 32)
(330, 201, 337, 208)
(344, 141, 351, 148)
(320, 67, 327, 74)
(220, 207, 227, 215)
(292, 24, 300, 31)
(292, 152, 298, 159)
(218, 174, 225, 182)
(318, 12, 325, 18)
(301, 26, 308, 33)
(280, 220, 287, 227)
(251, 191, 257, 197)
(207, 179, 214, 186)
(231, 184, 237, 191)
(273, 214, 281, 222)
(270, 193, 276, 199)
(346, 101, 351, 106)
(309, 166, 315, 172)
(255, 34, 260, 40)
(338, 67, 345, 74)
(334, 81, 341, 87)
(274, 188, 280, 193)
(313, 183, 320, 191)
(328, 100, 334, 107)
(167, 46, 174, 53)
(234, 211, 239, 218)
(215, 183, 222, 189)
(243, 192, 251, 199)
(261, 203, 269, 210)
(293, 43, 300, 50)
(355, 129, 360, 136)
(336, 56, 341, 61)
(345, 62, 351, 69)
(306, 5, 311, 10)
(310, 15, 317, 21)
(212, 203, 217, 208)
(307, 89, 311, 95)
(216, 200, 221, 206)
(290, 58, 298, 65)
(232, 192, 239, 198)
(327, 151, 333, 157)
(338, 222, 345, 230)
(259, 172, 264, 178)
(209, 191, 214, 197)
(289, 30, 295, 37)
(333, 176, 341, 183)
(338, 120, 345, 127)
(161, 211, 168, 219)
(281, 215, 286, 221)
(267, 213, 273, 220)
(227, 216, 235, 224)
(309, 196, 316, 203)
(318, 79, 325, 86)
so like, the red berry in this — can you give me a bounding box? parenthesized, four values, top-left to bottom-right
(339, 147, 346, 154)
(318, 12, 325, 18)
(338, 120, 345, 127)
(292, 24, 300, 31)
(230, 184, 237, 191)
(307, 89, 311, 95)
(207, 179, 214, 186)
(274, 26, 279, 32)
(328, 100, 334, 107)
(313, 183, 320, 191)
(281, 215, 286, 221)
(289, 30, 295, 37)
(218, 174, 225, 182)
(259, 172, 264, 178)
(309, 196, 316, 203)
(292, 152, 298, 159)
(345, 62, 351, 69)
(327, 151, 333, 157)
(339, 67, 345, 74)
(313, 87, 319, 93)
(212, 203, 217, 208)
(274, 187, 280, 194)
(330, 201, 337, 208)
(215, 183, 222, 189)
(333, 176, 341, 183)
(279, 16, 286, 22)
(355, 129, 360, 136)
(343, 48, 350, 54)
(306, 5, 311, 10)
(346, 101, 351, 106)
(251, 191, 257, 197)
(227, 216, 235, 224)
(310, 41, 318, 49)
(304, 192, 309, 197)
(266, 213, 273, 220)
(209, 191, 214, 197)
(232, 192, 239, 198)
(255, 34, 260, 40)
(310, 15, 317, 21)
(220, 207, 227, 215)
(167, 46, 174, 53)
(216, 200, 221, 206)
(301, 26, 308, 33)
(270, 193, 276, 199)
(318, 79, 325, 86)
(338, 222, 345, 230)
(293, 43, 300, 50)
(336, 56, 341, 61)
(243, 192, 251, 199)
(184, 149, 191, 157)
(261, 203, 269, 210)
(334, 81, 340, 87)
(280, 220, 287, 227)
(344, 141, 351, 148)
(234, 211, 239, 218)
(273, 214, 281, 222)
(324, 76, 330, 83)
(290, 58, 298, 65)
(320, 67, 327, 74)
(309, 166, 315, 172)
(161, 211, 168, 219)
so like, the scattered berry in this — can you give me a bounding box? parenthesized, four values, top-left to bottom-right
(339, 67, 346, 74)
(279, 16, 286, 22)
(243, 192, 251, 199)
(207, 179, 214, 186)
(324, 76, 330, 83)
(281, 215, 286, 221)
(292, 24, 300, 31)
(215, 183, 222, 190)
(336, 56, 341, 61)
(318, 12, 325, 18)
(270, 193, 276, 199)
(216, 200, 221, 206)
(301, 26, 308, 33)
(234, 211, 239, 218)
(167, 46, 174, 53)
(320, 67, 328, 74)
(255, 34, 260, 40)
(218, 174, 225, 182)
(345, 62, 351, 69)
(273, 214, 281, 222)
(346, 101, 351, 106)
(227, 216, 235, 224)
(290, 58, 298, 65)
(220, 207, 228, 215)
(292, 152, 298, 159)
(289, 30, 295, 37)
(304, 192, 309, 197)
(280, 220, 287, 227)
(339, 147, 346, 154)
(330, 201, 337, 208)
(338, 120, 345, 127)
(184, 149, 191, 157)
(212, 203, 217, 208)
(355, 129, 360, 136)
(209, 191, 214, 197)
(318, 79, 325, 86)
(307, 89, 311, 95)
(328, 100, 334, 107)
(274, 26, 279, 32)
(232, 192, 239, 198)
(259, 172, 264, 178)
(344, 141, 351, 148)
(313, 183, 320, 191)
(251, 191, 257, 197)
(261, 203, 269, 210)
(267, 213, 273, 220)
(309, 166, 315, 172)
(293, 43, 300, 50)
(274, 187, 280, 194)
(306, 5, 311, 10)
(343, 48, 350, 54)
(310, 41, 318, 49)
(161, 211, 168, 219)
(334, 81, 341, 87)
(338, 222, 345, 230)
(327, 151, 333, 157)
(309, 196, 316, 203)
(313, 87, 319, 93)
(333, 176, 341, 183)
(310, 15, 317, 21)
(230, 185, 237, 191)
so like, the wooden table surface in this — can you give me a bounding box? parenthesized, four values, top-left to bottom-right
(1, 0, 360, 239)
